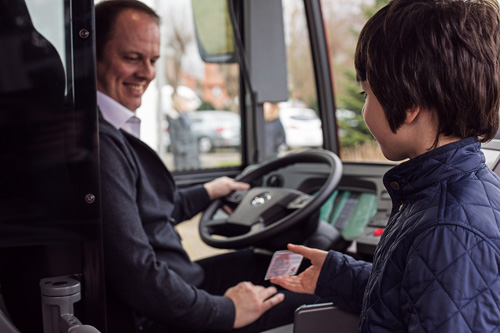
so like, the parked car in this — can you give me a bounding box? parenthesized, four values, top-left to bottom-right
(189, 110, 241, 153)
(279, 107, 323, 148)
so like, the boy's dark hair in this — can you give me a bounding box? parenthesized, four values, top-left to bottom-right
(95, 0, 160, 61)
(355, 0, 500, 145)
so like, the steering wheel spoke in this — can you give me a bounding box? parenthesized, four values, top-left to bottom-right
(222, 189, 249, 205)
(203, 217, 253, 238)
(286, 193, 314, 209)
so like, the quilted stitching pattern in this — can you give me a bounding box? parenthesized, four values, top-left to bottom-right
(406, 226, 500, 332)
(316, 251, 373, 313)
(316, 138, 500, 332)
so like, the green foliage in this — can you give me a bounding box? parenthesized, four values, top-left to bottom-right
(335, 0, 391, 149)
(197, 100, 216, 111)
(362, 0, 391, 18)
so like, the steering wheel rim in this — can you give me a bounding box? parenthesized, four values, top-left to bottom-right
(199, 149, 343, 249)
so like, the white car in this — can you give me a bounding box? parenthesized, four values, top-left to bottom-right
(279, 107, 323, 148)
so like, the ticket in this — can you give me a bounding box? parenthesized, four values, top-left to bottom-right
(264, 250, 303, 280)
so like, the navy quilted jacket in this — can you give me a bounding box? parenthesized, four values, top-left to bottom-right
(316, 137, 500, 332)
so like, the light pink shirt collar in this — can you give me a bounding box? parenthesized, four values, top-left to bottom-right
(97, 91, 141, 138)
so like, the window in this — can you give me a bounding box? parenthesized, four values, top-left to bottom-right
(320, 0, 391, 163)
(259, 0, 322, 162)
(134, 1, 242, 172)
(137, 0, 324, 167)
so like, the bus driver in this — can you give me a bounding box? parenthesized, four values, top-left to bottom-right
(95, 1, 319, 332)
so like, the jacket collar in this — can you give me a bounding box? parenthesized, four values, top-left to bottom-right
(383, 137, 484, 205)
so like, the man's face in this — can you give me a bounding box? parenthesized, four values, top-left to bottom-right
(97, 9, 160, 112)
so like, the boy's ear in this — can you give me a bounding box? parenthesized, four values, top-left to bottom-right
(404, 107, 421, 124)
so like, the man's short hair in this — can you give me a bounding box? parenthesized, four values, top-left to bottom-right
(355, 0, 500, 144)
(95, 0, 160, 61)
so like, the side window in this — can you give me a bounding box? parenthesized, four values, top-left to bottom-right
(262, 0, 322, 161)
(320, 0, 391, 163)
(135, 1, 242, 172)
(25, 0, 66, 72)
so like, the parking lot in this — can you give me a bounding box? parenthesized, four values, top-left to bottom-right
(161, 149, 241, 171)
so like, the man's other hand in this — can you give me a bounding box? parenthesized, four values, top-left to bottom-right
(224, 281, 284, 329)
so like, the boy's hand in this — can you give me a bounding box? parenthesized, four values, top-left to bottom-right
(224, 281, 284, 329)
(270, 244, 328, 294)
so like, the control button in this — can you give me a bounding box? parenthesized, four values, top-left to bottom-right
(373, 228, 384, 237)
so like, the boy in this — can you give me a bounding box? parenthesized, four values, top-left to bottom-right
(272, 0, 500, 331)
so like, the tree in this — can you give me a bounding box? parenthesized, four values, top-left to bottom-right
(285, 1, 317, 109)
(327, 0, 391, 148)
(161, 1, 195, 94)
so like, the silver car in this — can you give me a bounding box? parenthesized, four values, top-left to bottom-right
(189, 111, 241, 153)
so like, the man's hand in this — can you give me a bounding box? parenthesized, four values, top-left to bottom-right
(270, 244, 328, 294)
(224, 281, 284, 329)
(204, 176, 250, 200)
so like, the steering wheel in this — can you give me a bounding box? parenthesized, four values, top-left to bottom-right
(199, 149, 342, 249)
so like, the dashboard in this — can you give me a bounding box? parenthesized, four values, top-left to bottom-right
(259, 140, 500, 260)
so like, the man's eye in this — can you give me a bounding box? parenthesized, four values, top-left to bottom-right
(125, 56, 139, 62)
(359, 91, 367, 99)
